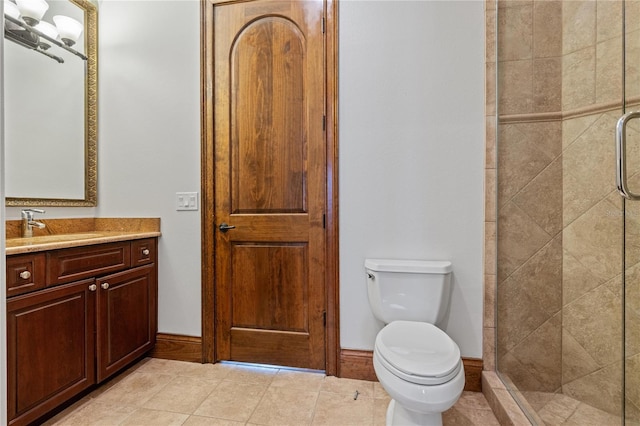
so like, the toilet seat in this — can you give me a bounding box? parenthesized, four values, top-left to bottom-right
(375, 321, 461, 386)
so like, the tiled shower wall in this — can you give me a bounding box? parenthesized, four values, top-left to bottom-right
(489, 0, 640, 421)
(495, 0, 564, 401)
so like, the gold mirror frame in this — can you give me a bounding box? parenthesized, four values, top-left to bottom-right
(6, 0, 97, 207)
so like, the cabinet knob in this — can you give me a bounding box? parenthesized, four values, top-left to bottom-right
(101, 283, 110, 290)
(142, 249, 150, 256)
(89, 284, 97, 291)
(19, 270, 31, 280)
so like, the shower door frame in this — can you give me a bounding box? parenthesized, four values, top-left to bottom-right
(620, 1, 640, 423)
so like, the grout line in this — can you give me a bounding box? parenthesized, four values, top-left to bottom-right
(308, 388, 322, 426)
(244, 368, 279, 425)
(497, 202, 557, 284)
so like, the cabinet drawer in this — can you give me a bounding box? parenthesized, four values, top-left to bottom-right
(6, 253, 46, 297)
(47, 242, 131, 285)
(131, 238, 156, 266)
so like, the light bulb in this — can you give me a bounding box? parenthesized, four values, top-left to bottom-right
(53, 15, 82, 46)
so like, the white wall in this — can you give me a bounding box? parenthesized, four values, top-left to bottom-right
(338, 1, 485, 357)
(97, 0, 202, 336)
(4, 0, 485, 359)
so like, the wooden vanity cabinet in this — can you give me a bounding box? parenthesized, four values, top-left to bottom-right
(6, 238, 158, 426)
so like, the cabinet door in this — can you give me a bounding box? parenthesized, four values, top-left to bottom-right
(6, 279, 96, 426)
(96, 264, 157, 382)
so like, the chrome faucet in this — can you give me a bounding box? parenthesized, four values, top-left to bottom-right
(21, 209, 46, 238)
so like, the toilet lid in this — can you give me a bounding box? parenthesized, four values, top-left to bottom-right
(375, 321, 461, 379)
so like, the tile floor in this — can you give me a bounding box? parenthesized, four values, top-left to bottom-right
(44, 357, 499, 425)
(520, 391, 622, 426)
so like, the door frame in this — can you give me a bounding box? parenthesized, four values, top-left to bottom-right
(200, 0, 339, 376)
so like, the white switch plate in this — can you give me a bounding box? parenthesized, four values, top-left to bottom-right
(176, 192, 198, 211)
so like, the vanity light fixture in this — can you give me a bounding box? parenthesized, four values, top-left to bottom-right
(3, 0, 86, 63)
(53, 15, 82, 46)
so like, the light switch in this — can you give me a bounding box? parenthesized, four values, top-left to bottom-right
(176, 192, 198, 211)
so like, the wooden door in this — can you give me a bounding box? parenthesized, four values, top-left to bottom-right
(209, 0, 326, 370)
(6, 279, 96, 425)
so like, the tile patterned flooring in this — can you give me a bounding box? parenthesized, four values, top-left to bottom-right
(43, 357, 500, 426)
(520, 391, 622, 426)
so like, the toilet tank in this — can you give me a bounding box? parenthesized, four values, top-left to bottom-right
(365, 259, 453, 325)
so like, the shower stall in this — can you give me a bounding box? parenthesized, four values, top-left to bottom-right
(494, 1, 639, 424)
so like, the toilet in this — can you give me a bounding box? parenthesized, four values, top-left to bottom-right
(366, 259, 464, 426)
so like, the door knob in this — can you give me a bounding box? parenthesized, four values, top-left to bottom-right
(219, 223, 236, 233)
(89, 284, 97, 292)
(101, 283, 110, 290)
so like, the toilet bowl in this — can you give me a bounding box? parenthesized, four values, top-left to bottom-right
(373, 321, 465, 426)
(365, 259, 464, 426)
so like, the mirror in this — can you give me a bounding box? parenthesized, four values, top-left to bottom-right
(4, 0, 97, 207)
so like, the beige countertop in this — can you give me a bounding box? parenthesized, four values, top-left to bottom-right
(5, 218, 161, 255)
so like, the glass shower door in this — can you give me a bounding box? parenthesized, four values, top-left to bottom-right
(496, 1, 632, 423)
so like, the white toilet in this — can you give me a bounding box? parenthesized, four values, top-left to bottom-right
(366, 259, 464, 426)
